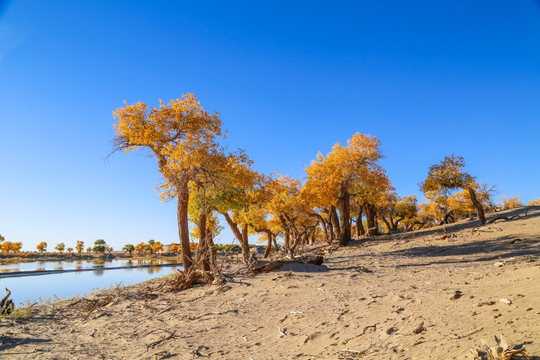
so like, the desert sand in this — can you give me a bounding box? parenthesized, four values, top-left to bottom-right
(1, 206, 539, 359)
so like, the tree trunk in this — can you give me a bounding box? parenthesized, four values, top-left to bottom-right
(467, 186, 486, 225)
(365, 203, 379, 236)
(272, 237, 280, 252)
(356, 205, 365, 237)
(241, 224, 250, 264)
(264, 231, 273, 258)
(310, 213, 328, 241)
(330, 205, 341, 240)
(196, 212, 210, 272)
(327, 219, 334, 242)
(338, 193, 351, 246)
(177, 182, 193, 272)
(255, 228, 273, 258)
(223, 212, 251, 265)
(207, 232, 218, 273)
(381, 217, 393, 233)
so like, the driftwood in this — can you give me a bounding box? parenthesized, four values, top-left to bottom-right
(247, 255, 324, 276)
(0, 287, 14, 316)
(471, 335, 530, 360)
(487, 211, 528, 224)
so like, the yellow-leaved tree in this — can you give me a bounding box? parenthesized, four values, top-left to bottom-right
(528, 198, 540, 206)
(75, 240, 84, 254)
(113, 93, 225, 272)
(268, 174, 317, 259)
(37, 241, 47, 253)
(420, 154, 486, 225)
(304, 133, 384, 245)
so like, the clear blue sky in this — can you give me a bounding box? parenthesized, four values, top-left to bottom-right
(1, 1, 539, 251)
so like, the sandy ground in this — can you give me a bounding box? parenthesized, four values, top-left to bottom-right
(1, 207, 539, 359)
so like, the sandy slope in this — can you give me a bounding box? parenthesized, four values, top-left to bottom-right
(1, 207, 539, 359)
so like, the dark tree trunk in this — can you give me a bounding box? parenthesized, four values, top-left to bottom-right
(381, 217, 393, 233)
(337, 193, 351, 246)
(265, 231, 273, 258)
(207, 232, 218, 273)
(241, 224, 250, 264)
(365, 203, 379, 236)
(467, 186, 486, 225)
(177, 182, 193, 272)
(272, 237, 280, 252)
(255, 228, 273, 258)
(310, 213, 328, 241)
(442, 212, 455, 224)
(327, 219, 334, 242)
(356, 205, 365, 237)
(330, 205, 341, 240)
(223, 212, 251, 265)
(196, 212, 210, 272)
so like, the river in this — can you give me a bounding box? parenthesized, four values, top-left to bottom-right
(0, 258, 182, 305)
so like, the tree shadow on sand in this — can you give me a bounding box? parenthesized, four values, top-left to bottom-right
(0, 336, 52, 353)
(329, 207, 540, 269)
(370, 206, 540, 243)
(373, 235, 539, 268)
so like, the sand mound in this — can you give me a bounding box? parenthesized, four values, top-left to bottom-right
(1, 206, 539, 359)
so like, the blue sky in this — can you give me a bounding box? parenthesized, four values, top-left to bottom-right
(1, 1, 539, 251)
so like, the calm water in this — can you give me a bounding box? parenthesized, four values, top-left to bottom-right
(0, 258, 180, 273)
(0, 259, 183, 305)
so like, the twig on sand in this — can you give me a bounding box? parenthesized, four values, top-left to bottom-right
(411, 321, 425, 335)
(275, 323, 287, 336)
(182, 309, 238, 321)
(337, 344, 373, 359)
(452, 327, 483, 340)
(146, 330, 178, 350)
(359, 323, 378, 336)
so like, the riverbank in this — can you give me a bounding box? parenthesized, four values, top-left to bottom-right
(0, 252, 182, 265)
(1, 207, 539, 359)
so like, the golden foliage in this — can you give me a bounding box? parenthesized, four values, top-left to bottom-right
(36, 241, 47, 253)
(113, 93, 226, 197)
(420, 154, 475, 198)
(1, 241, 22, 253)
(75, 240, 84, 254)
(152, 241, 163, 253)
(170, 243, 181, 253)
(528, 198, 540, 206)
(304, 133, 384, 206)
(501, 196, 523, 210)
(134, 242, 146, 254)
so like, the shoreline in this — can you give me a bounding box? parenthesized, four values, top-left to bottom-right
(0, 263, 183, 279)
(1, 207, 538, 359)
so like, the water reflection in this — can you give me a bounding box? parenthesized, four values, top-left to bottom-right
(0, 261, 182, 305)
(0, 258, 181, 274)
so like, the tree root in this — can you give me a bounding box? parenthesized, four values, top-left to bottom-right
(487, 212, 528, 224)
(247, 255, 324, 276)
(0, 288, 14, 316)
(471, 335, 530, 359)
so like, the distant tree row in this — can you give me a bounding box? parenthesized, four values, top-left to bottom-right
(33, 239, 111, 254)
(112, 94, 539, 276)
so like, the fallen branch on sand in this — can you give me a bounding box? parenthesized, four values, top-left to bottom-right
(247, 255, 324, 276)
(337, 345, 374, 359)
(182, 309, 238, 321)
(487, 211, 528, 224)
(471, 335, 530, 359)
(452, 327, 483, 340)
(0, 288, 14, 316)
(146, 330, 178, 350)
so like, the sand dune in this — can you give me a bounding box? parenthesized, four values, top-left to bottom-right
(1, 207, 539, 359)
